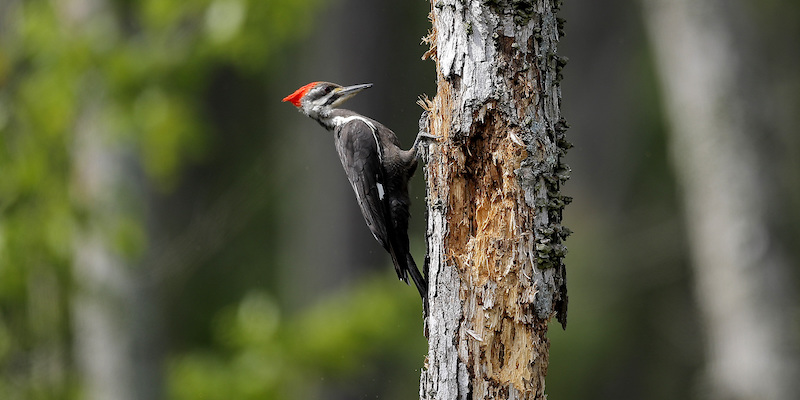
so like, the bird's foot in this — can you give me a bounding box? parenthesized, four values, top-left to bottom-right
(418, 110, 430, 133)
(412, 111, 442, 161)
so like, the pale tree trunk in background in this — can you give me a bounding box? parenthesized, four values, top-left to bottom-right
(66, 1, 162, 399)
(71, 90, 136, 400)
(71, 95, 164, 400)
(420, 1, 569, 399)
(643, 1, 799, 399)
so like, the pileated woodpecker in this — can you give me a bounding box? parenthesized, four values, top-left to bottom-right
(282, 81, 433, 303)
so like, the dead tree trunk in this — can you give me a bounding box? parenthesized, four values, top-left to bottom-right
(419, 1, 569, 399)
(643, 1, 799, 399)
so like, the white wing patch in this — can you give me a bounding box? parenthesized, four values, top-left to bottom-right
(376, 182, 385, 200)
(332, 115, 382, 163)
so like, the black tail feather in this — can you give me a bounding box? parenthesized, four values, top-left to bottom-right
(405, 254, 428, 316)
(387, 244, 428, 314)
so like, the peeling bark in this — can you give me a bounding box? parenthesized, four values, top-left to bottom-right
(419, 1, 569, 399)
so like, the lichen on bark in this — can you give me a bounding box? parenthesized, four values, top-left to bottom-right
(419, 1, 569, 399)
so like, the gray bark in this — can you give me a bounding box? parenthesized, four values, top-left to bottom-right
(419, 1, 569, 399)
(642, 1, 799, 399)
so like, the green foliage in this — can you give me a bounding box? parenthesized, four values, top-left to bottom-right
(0, 0, 320, 397)
(169, 275, 426, 400)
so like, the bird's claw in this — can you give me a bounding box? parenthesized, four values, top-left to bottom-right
(418, 110, 430, 133)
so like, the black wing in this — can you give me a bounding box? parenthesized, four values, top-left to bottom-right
(334, 118, 427, 299)
(334, 119, 392, 251)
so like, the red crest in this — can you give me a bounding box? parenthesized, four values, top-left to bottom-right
(282, 82, 321, 107)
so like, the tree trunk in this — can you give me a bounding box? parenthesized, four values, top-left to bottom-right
(71, 90, 164, 400)
(71, 92, 137, 400)
(642, 1, 800, 399)
(419, 1, 569, 399)
(66, 2, 163, 399)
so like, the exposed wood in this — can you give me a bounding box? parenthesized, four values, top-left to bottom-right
(419, 1, 569, 398)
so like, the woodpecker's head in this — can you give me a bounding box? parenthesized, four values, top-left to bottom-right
(282, 81, 372, 119)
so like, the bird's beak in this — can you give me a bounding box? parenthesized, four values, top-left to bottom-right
(330, 83, 373, 107)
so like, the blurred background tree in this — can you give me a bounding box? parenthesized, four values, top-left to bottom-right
(0, 0, 797, 400)
(643, 0, 799, 398)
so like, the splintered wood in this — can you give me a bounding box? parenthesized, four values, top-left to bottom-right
(427, 94, 549, 395)
(420, 1, 569, 399)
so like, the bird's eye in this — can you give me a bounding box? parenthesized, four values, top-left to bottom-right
(323, 86, 333, 94)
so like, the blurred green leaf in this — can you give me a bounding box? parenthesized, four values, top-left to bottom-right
(1, 0, 322, 397)
(168, 275, 426, 400)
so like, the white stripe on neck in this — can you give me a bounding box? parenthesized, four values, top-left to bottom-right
(332, 115, 382, 163)
(332, 115, 376, 131)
